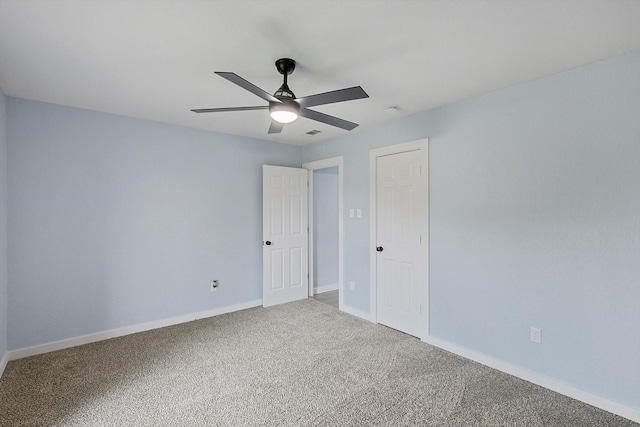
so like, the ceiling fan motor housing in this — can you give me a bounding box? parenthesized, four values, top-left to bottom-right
(274, 83, 296, 100)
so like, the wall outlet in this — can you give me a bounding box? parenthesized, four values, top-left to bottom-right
(530, 327, 541, 344)
(349, 281, 355, 291)
(211, 280, 219, 291)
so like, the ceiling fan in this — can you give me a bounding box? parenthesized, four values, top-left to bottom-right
(191, 58, 369, 134)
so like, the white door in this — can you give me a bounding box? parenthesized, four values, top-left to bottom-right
(263, 165, 309, 307)
(375, 149, 427, 337)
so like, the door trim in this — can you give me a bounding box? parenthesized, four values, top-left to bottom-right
(303, 156, 344, 311)
(369, 139, 429, 339)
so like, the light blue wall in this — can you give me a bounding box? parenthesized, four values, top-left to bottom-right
(313, 167, 338, 289)
(7, 98, 301, 350)
(302, 51, 640, 409)
(0, 88, 7, 362)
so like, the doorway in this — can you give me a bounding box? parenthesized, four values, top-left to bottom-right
(303, 157, 344, 310)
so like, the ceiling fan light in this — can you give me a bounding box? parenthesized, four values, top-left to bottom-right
(270, 110, 298, 124)
(269, 102, 300, 124)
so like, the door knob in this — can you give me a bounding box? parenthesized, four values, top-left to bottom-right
(265, 241, 272, 246)
(376, 246, 383, 252)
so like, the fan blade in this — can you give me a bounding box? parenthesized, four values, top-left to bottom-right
(296, 86, 368, 108)
(299, 108, 359, 131)
(191, 106, 268, 113)
(215, 72, 280, 103)
(268, 121, 284, 134)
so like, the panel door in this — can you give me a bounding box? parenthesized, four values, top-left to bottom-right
(263, 165, 309, 307)
(375, 150, 426, 337)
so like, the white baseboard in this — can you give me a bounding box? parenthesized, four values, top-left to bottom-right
(0, 351, 8, 379)
(340, 304, 374, 323)
(8, 299, 263, 361)
(314, 283, 339, 294)
(422, 335, 640, 424)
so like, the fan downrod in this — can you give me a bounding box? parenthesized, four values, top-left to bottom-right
(275, 58, 296, 76)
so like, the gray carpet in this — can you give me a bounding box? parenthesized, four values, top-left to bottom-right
(0, 299, 636, 426)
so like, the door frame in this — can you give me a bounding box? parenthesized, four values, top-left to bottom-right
(302, 156, 344, 311)
(369, 138, 429, 339)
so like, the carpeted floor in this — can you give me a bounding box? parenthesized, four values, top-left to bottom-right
(312, 290, 339, 308)
(0, 299, 636, 426)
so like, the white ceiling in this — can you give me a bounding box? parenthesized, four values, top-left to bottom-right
(1, 1, 640, 146)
